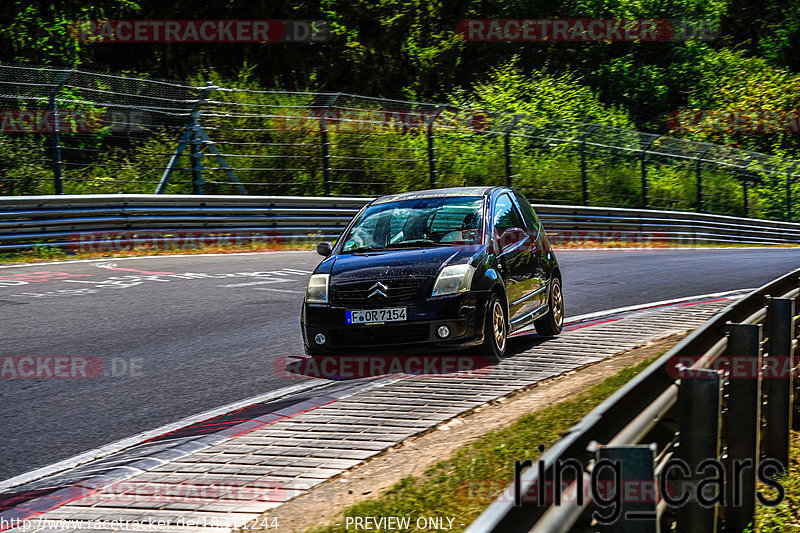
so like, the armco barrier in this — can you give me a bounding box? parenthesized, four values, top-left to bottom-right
(466, 268, 800, 533)
(1, 194, 800, 252)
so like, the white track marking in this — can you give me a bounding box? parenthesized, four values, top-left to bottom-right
(509, 288, 751, 337)
(0, 250, 312, 269)
(564, 288, 752, 323)
(0, 379, 331, 491)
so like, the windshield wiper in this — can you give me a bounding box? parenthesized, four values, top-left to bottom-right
(384, 240, 450, 249)
(344, 245, 386, 254)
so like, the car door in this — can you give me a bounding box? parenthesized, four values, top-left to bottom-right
(512, 191, 547, 310)
(491, 193, 536, 326)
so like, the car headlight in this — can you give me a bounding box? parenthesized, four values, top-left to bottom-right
(305, 274, 330, 303)
(432, 264, 476, 297)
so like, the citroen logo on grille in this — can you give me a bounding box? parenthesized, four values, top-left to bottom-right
(368, 282, 389, 299)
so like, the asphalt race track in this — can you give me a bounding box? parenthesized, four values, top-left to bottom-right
(1, 247, 797, 480)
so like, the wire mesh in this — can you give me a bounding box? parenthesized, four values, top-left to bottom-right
(1, 63, 798, 221)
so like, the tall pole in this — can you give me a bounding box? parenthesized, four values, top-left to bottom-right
(49, 70, 73, 195)
(503, 114, 523, 188)
(319, 93, 340, 196)
(581, 125, 599, 206)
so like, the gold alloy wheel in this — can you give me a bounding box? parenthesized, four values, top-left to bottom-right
(552, 280, 564, 327)
(492, 300, 507, 352)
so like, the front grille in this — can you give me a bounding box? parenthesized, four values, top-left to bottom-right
(333, 278, 426, 306)
(330, 324, 430, 346)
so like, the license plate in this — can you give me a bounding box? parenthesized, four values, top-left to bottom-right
(346, 307, 407, 324)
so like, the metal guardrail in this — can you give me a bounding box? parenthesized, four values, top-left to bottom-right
(467, 268, 800, 533)
(1, 195, 800, 253)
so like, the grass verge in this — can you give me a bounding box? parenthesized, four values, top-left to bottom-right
(754, 430, 800, 532)
(289, 355, 659, 533)
(1, 241, 792, 266)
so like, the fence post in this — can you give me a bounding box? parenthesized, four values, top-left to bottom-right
(676, 367, 723, 533)
(503, 114, 523, 188)
(48, 70, 73, 195)
(190, 121, 204, 194)
(596, 445, 658, 533)
(156, 82, 213, 194)
(696, 158, 703, 212)
(763, 297, 795, 469)
(722, 323, 762, 532)
(581, 125, 599, 206)
(785, 163, 800, 222)
(742, 179, 749, 217)
(640, 135, 657, 209)
(425, 106, 443, 189)
(319, 93, 340, 196)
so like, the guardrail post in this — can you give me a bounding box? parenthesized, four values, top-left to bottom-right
(596, 444, 658, 533)
(722, 323, 762, 533)
(763, 298, 795, 468)
(676, 367, 722, 533)
(48, 70, 73, 195)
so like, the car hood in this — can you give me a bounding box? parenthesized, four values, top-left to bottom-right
(329, 246, 479, 281)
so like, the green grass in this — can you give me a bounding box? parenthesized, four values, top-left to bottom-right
(754, 431, 800, 532)
(301, 356, 659, 533)
(1, 241, 790, 266)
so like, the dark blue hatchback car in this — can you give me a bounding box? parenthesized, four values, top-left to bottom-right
(301, 186, 563, 360)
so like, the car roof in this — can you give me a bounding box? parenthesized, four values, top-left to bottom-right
(371, 186, 499, 205)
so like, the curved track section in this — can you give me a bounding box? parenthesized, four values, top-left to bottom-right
(1, 248, 798, 480)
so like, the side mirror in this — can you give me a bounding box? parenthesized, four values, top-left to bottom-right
(316, 242, 333, 257)
(497, 227, 527, 251)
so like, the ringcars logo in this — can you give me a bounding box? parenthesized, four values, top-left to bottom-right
(274, 355, 493, 379)
(456, 19, 720, 42)
(68, 20, 330, 43)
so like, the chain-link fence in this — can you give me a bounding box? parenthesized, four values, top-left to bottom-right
(1, 63, 799, 221)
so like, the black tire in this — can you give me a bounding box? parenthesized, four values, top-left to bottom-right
(534, 277, 564, 336)
(478, 292, 508, 362)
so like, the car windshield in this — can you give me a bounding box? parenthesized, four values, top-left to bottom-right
(341, 196, 484, 253)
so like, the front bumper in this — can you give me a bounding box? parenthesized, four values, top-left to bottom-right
(302, 291, 490, 354)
